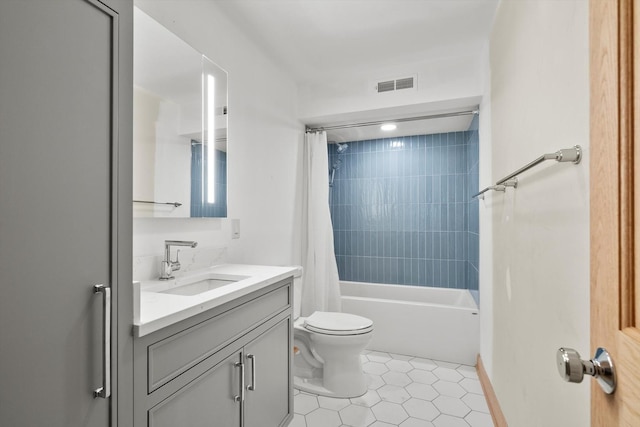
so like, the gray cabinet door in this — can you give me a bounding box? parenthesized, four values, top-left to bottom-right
(244, 319, 292, 427)
(149, 351, 243, 427)
(0, 0, 129, 426)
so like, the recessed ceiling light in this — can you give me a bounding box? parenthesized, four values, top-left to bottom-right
(381, 123, 397, 131)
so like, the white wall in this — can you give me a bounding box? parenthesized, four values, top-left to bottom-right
(297, 53, 483, 123)
(477, 41, 494, 379)
(133, 1, 303, 268)
(487, 1, 590, 425)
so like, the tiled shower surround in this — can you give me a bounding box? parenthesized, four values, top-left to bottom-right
(329, 120, 479, 291)
(191, 143, 227, 217)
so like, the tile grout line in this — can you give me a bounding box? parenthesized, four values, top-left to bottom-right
(293, 351, 493, 427)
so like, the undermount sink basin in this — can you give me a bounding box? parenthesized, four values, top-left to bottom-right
(141, 272, 250, 297)
(160, 278, 240, 296)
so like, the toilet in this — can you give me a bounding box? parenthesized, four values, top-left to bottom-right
(292, 268, 374, 398)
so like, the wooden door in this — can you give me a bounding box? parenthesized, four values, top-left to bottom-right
(0, 0, 132, 426)
(591, 0, 640, 424)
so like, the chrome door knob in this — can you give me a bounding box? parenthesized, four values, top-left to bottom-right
(557, 348, 585, 383)
(556, 347, 616, 394)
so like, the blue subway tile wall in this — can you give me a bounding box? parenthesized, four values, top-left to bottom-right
(329, 129, 479, 290)
(191, 142, 227, 218)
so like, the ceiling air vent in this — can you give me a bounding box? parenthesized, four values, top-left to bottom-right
(374, 75, 417, 93)
(395, 77, 414, 90)
(377, 80, 395, 93)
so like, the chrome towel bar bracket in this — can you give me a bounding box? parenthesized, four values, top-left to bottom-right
(473, 178, 517, 200)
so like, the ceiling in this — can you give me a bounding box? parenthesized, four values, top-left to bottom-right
(215, 0, 499, 84)
(215, 0, 497, 140)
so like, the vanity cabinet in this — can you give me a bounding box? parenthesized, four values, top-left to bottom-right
(134, 278, 293, 427)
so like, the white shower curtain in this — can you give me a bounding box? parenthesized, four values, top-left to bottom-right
(301, 131, 342, 316)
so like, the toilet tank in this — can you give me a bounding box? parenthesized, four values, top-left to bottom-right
(292, 266, 303, 319)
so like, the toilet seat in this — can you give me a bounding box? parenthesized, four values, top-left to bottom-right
(303, 311, 373, 336)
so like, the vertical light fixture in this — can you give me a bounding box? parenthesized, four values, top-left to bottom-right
(206, 73, 216, 204)
(200, 72, 206, 208)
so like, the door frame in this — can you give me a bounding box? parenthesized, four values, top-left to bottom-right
(97, 0, 134, 424)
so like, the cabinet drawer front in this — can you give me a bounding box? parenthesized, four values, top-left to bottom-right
(148, 285, 289, 392)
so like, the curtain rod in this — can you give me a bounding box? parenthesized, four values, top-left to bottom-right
(305, 109, 478, 133)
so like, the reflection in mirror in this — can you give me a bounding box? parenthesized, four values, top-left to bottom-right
(133, 7, 227, 218)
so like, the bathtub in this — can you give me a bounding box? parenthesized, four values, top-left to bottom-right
(340, 281, 479, 366)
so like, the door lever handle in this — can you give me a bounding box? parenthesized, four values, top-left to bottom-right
(556, 347, 616, 394)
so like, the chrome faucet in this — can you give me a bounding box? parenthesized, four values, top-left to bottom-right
(160, 240, 198, 280)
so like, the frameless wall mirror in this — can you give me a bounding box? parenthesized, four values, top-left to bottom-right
(133, 7, 228, 218)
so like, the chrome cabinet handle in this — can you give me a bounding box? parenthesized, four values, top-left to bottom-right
(234, 362, 245, 402)
(247, 354, 256, 391)
(93, 284, 111, 398)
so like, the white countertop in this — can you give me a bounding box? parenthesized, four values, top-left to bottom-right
(134, 264, 297, 337)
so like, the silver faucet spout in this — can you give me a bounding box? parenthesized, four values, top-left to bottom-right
(160, 240, 198, 280)
(163, 240, 198, 262)
(164, 240, 198, 247)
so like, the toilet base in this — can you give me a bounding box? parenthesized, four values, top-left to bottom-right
(294, 346, 369, 398)
(293, 314, 373, 399)
(294, 375, 367, 398)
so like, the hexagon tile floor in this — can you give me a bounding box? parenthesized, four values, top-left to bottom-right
(291, 350, 493, 427)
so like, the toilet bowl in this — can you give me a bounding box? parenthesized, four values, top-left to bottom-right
(292, 269, 374, 398)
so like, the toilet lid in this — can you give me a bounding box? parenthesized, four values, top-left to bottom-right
(304, 311, 373, 336)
